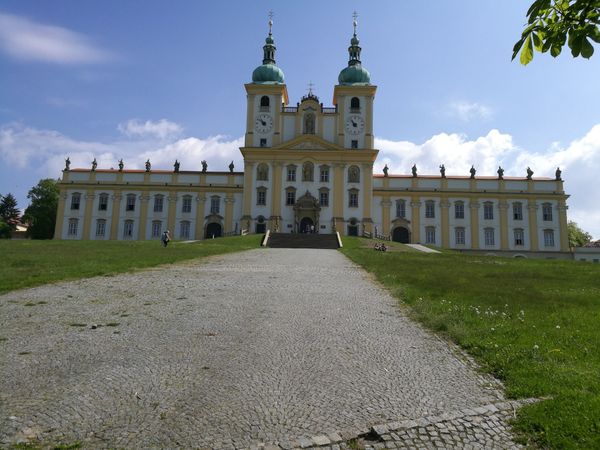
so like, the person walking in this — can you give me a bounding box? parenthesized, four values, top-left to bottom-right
(161, 230, 170, 247)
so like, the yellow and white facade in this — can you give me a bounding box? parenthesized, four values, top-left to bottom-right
(54, 20, 570, 256)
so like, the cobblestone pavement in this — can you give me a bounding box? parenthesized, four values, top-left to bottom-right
(1, 249, 523, 449)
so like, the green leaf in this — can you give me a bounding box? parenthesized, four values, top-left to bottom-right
(512, 37, 525, 60)
(551, 44, 562, 57)
(581, 37, 595, 58)
(533, 32, 544, 51)
(570, 33, 583, 57)
(521, 34, 534, 65)
(590, 26, 600, 44)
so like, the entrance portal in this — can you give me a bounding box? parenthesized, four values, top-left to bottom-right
(392, 226, 410, 243)
(205, 222, 222, 238)
(300, 217, 314, 233)
(255, 223, 266, 233)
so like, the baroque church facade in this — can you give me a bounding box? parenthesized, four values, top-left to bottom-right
(54, 20, 570, 256)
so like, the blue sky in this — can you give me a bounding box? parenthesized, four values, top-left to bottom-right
(1, 1, 599, 238)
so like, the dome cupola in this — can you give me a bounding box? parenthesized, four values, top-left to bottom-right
(252, 17, 285, 84)
(338, 15, 371, 85)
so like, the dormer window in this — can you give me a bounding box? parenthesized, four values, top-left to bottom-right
(260, 95, 270, 112)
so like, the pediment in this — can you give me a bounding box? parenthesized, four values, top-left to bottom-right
(275, 135, 344, 152)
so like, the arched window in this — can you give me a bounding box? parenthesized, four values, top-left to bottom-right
(303, 113, 315, 134)
(260, 95, 270, 111)
(302, 161, 314, 182)
(256, 163, 269, 181)
(348, 165, 360, 183)
(350, 97, 360, 111)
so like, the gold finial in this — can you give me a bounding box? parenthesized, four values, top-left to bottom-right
(307, 81, 315, 96)
(268, 10, 274, 34)
(352, 11, 358, 34)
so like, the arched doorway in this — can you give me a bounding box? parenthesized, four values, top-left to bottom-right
(392, 226, 410, 243)
(347, 218, 359, 236)
(205, 222, 222, 238)
(300, 217, 314, 233)
(255, 216, 266, 234)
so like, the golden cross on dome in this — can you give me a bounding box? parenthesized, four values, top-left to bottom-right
(268, 10, 274, 33)
(307, 81, 315, 95)
(352, 11, 358, 34)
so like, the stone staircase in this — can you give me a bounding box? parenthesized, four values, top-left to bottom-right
(267, 233, 340, 249)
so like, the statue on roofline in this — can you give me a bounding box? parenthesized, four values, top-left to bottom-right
(411, 164, 417, 177)
(64, 157, 70, 171)
(497, 166, 504, 180)
(439, 164, 446, 178)
(469, 165, 476, 179)
(145, 159, 151, 172)
(555, 167, 562, 181)
(91, 158, 97, 171)
(229, 161, 234, 173)
(201, 160, 207, 172)
(526, 166, 533, 180)
(118, 159, 124, 171)
(383, 164, 389, 177)
(174, 160, 180, 173)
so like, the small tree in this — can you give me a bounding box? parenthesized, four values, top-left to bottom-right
(0, 218, 11, 239)
(513, 0, 600, 65)
(22, 179, 59, 239)
(0, 193, 20, 231)
(567, 220, 593, 247)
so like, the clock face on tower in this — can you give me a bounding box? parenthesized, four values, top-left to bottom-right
(254, 113, 273, 133)
(345, 115, 365, 135)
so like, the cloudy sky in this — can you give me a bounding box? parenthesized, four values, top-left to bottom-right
(1, 1, 599, 238)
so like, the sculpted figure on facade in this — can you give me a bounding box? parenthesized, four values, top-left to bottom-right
(64, 157, 70, 171)
(174, 160, 180, 173)
(383, 164, 389, 177)
(470, 165, 476, 179)
(555, 167, 562, 181)
(526, 167, 534, 180)
(411, 164, 417, 177)
(118, 159, 124, 171)
(439, 164, 446, 178)
(145, 159, 151, 172)
(201, 160, 207, 172)
(91, 158, 97, 171)
(497, 166, 504, 180)
(229, 161, 235, 173)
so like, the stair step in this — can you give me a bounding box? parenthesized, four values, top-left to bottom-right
(267, 233, 340, 249)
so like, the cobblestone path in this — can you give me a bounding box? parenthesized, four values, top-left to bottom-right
(1, 249, 522, 449)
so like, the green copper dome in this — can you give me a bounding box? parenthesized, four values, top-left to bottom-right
(252, 63, 285, 84)
(338, 64, 370, 85)
(251, 20, 285, 84)
(338, 19, 371, 86)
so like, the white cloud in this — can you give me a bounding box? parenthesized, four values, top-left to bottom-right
(447, 101, 493, 122)
(118, 119, 183, 140)
(0, 12, 113, 64)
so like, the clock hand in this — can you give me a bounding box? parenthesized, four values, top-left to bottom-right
(261, 120, 266, 126)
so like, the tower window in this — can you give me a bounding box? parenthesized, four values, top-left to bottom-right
(351, 140, 358, 149)
(260, 138, 267, 147)
(260, 95, 270, 112)
(350, 97, 360, 112)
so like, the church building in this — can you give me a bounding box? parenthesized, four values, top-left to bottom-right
(54, 18, 570, 256)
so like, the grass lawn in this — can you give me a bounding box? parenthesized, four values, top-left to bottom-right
(0, 235, 262, 294)
(341, 237, 600, 449)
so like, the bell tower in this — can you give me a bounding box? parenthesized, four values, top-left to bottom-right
(333, 13, 376, 150)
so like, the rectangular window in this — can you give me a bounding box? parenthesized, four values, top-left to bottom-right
(152, 221, 162, 238)
(396, 200, 406, 218)
(320, 168, 329, 183)
(425, 227, 436, 244)
(98, 194, 108, 211)
(425, 201, 435, 218)
(543, 204, 553, 221)
(513, 203, 523, 220)
(123, 220, 134, 239)
(351, 140, 358, 149)
(484, 203, 494, 220)
(68, 219, 78, 236)
(454, 202, 464, 219)
(455, 227, 465, 245)
(260, 138, 267, 147)
(182, 196, 192, 213)
(287, 168, 296, 182)
(319, 191, 329, 207)
(210, 197, 220, 214)
(349, 192, 359, 208)
(286, 191, 295, 205)
(180, 221, 190, 239)
(544, 229, 555, 247)
(70, 194, 80, 210)
(514, 228, 524, 246)
(485, 228, 495, 246)
(95, 220, 106, 237)
(126, 195, 136, 212)
(257, 190, 266, 206)
(154, 196, 163, 213)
